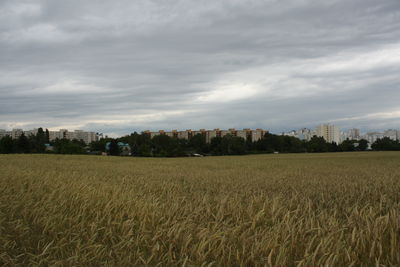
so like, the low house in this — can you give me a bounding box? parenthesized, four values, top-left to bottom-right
(44, 144, 54, 152)
(118, 142, 131, 156)
(105, 142, 132, 156)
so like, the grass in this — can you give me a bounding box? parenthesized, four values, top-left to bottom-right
(0, 152, 399, 266)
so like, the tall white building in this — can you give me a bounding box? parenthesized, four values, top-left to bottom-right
(383, 129, 399, 141)
(347, 128, 360, 140)
(0, 129, 7, 139)
(11, 129, 24, 139)
(47, 129, 98, 144)
(0, 128, 98, 144)
(24, 129, 38, 137)
(145, 128, 267, 143)
(282, 128, 315, 141)
(364, 132, 383, 144)
(316, 124, 340, 144)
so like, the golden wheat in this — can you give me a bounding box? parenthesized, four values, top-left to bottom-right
(0, 152, 399, 266)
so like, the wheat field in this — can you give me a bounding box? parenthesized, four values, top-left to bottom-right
(0, 152, 399, 266)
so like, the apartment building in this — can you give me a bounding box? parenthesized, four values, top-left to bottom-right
(316, 124, 340, 144)
(235, 129, 249, 140)
(48, 129, 98, 144)
(178, 129, 193, 140)
(383, 129, 399, 141)
(145, 128, 267, 143)
(192, 129, 206, 137)
(205, 129, 219, 143)
(364, 132, 384, 144)
(0, 128, 38, 139)
(282, 128, 315, 141)
(11, 129, 24, 139)
(347, 128, 361, 140)
(0, 128, 98, 144)
(0, 129, 7, 139)
(165, 130, 178, 138)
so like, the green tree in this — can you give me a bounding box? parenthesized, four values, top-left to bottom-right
(16, 133, 30, 153)
(306, 136, 329, 152)
(126, 132, 153, 156)
(35, 127, 46, 153)
(256, 133, 281, 153)
(138, 143, 152, 157)
(230, 136, 247, 155)
(210, 136, 223, 155)
(358, 139, 369, 151)
(0, 136, 14, 154)
(152, 135, 172, 157)
(340, 139, 356, 152)
(168, 138, 187, 157)
(220, 135, 233, 155)
(90, 138, 112, 152)
(108, 140, 120, 156)
(189, 133, 208, 154)
(280, 136, 305, 153)
(371, 137, 400, 151)
(245, 136, 255, 152)
(221, 135, 245, 155)
(53, 138, 85, 154)
(45, 129, 50, 143)
(327, 141, 340, 152)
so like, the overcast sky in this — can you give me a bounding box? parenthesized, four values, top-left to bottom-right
(1, 0, 399, 136)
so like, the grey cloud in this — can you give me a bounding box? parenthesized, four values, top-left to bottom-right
(1, 0, 400, 135)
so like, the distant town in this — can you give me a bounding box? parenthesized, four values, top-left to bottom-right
(0, 128, 98, 145)
(1, 125, 399, 149)
(281, 125, 400, 149)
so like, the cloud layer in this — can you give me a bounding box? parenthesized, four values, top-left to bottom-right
(1, 0, 400, 135)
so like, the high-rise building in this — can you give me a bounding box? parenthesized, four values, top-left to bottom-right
(177, 129, 192, 140)
(236, 129, 250, 140)
(145, 128, 267, 143)
(73, 130, 98, 144)
(206, 129, 219, 143)
(24, 128, 38, 137)
(252, 129, 266, 142)
(384, 129, 399, 141)
(364, 132, 383, 144)
(0, 129, 8, 139)
(0, 128, 97, 144)
(316, 124, 340, 144)
(11, 129, 24, 139)
(347, 128, 360, 140)
(282, 128, 315, 141)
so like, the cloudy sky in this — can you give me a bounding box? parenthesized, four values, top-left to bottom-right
(1, 0, 400, 136)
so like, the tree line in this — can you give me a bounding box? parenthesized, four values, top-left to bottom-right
(0, 128, 86, 154)
(1, 129, 400, 156)
(90, 132, 398, 156)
